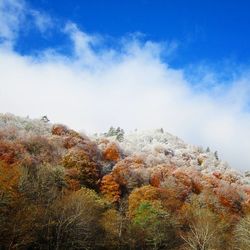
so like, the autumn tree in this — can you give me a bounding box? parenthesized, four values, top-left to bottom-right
(62, 148, 100, 189)
(112, 156, 148, 193)
(22, 135, 61, 166)
(100, 174, 121, 203)
(0, 139, 25, 165)
(102, 142, 121, 162)
(0, 162, 43, 249)
(100, 208, 123, 249)
(0, 161, 21, 245)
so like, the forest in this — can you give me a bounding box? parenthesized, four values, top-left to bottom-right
(0, 113, 250, 250)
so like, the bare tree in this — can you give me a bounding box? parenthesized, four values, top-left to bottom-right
(50, 188, 105, 250)
(181, 208, 228, 250)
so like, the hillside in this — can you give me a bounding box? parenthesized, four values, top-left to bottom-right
(0, 113, 250, 250)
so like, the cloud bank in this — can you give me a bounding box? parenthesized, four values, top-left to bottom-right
(0, 0, 250, 171)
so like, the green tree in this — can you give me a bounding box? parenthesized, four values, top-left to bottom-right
(131, 201, 177, 250)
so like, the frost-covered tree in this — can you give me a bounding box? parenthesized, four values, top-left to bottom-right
(214, 150, 219, 160)
(105, 126, 125, 142)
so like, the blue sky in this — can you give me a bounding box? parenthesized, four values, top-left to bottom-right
(16, 0, 250, 68)
(0, 0, 250, 171)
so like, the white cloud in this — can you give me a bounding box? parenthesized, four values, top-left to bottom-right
(0, 0, 25, 42)
(0, 1, 250, 171)
(0, 0, 53, 45)
(30, 10, 53, 34)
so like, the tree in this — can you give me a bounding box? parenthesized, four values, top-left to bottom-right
(131, 201, 177, 250)
(112, 156, 147, 193)
(234, 214, 250, 250)
(62, 149, 100, 189)
(128, 185, 160, 218)
(100, 174, 121, 203)
(19, 164, 66, 205)
(0, 162, 43, 249)
(100, 208, 123, 249)
(102, 142, 121, 162)
(105, 127, 125, 142)
(47, 188, 107, 250)
(22, 135, 61, 166)
(0, 140, 26, 165)
(214, 151, 219, 160)
(180, 206, 230, 250)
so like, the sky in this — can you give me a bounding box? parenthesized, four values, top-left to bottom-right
(0, 0, 250, 171)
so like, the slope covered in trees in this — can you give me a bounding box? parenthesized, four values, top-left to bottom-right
(0, 113, 250, 249)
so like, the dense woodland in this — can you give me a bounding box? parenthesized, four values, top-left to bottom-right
(0, 113, 250, 250)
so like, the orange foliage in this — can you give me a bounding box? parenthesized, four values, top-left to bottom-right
(202, 175, 220, 189)
(0, 162, 21, 209)
(102, 142, 121, 162)
(150, 166, 194, 201)
(66, 179, 81, 191)
(172, 169, 193, 200)
(52, 124, 86, 148)
(22, 136, 60, 165)
(100, 174, 121, 203)
(214, 184, 242, 213)
(128, 184, 184, 217)
(112, 155, 146, 191)
(150, 164, 176, 187)
(213, 171, 222, 180)
(62, 149, 100, 189)
(63, 136, 82, 149)
(64, 168, 81, 191)
(0, 140, 25, 165)
(213, 171, 239, 185)
(128, 185, 160, 217)
(51, 124, 69, 136)
(191, 177, 203, 194)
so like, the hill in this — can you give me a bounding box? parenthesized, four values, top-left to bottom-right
(0, 113, 250, 249)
